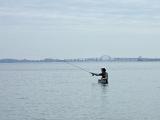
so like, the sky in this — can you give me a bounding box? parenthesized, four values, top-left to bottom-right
(0, 0, 160, 59)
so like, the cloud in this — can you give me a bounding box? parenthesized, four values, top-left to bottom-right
(0, 0, 160, 27)
(0, 0, 160, 58)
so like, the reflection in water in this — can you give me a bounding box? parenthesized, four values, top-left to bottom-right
(91, 82, 109, 94)
(91, 82, 109, 99)
(100, 83, 109, 94)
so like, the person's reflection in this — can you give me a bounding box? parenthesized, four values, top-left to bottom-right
(100, 83, 109, 94)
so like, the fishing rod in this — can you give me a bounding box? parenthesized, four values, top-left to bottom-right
(64, 61, 109, 75)
(64, 61, 92, 74)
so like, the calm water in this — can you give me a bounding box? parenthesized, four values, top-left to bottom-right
(0, 62, 160, 120)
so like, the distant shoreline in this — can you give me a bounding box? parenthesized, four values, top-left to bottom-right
(0, 57, 160, 63)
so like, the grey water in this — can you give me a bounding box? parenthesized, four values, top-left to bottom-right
(0, 62, 160, 120)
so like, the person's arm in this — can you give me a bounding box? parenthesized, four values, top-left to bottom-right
(90, 72, 100, 76)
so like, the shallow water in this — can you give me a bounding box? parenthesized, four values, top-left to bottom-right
(0, 62, 160, 120)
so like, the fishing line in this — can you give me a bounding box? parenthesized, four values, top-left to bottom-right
(64, 61, 109, 75)
(64, 61, 91, 74)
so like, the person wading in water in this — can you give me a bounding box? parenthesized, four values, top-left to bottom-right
(91, 68, 108, 84)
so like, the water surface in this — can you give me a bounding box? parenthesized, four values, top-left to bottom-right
(0, 62, 160, 120)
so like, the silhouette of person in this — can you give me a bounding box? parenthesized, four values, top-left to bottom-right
(91, 68, 108, 84)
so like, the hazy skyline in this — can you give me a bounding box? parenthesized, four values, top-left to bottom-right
(0, 0, 160, 59)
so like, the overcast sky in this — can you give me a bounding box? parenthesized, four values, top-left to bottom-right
(0, 0, 160, 59)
